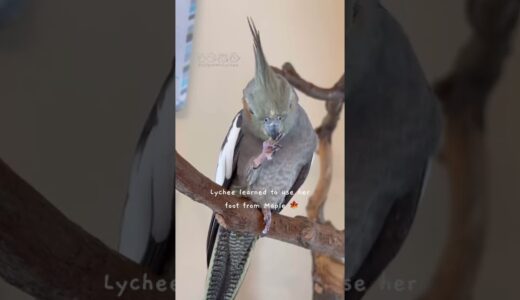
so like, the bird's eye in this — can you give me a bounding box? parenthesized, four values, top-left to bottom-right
(277, 116, 282, 121)
(264, 118, 269, 123)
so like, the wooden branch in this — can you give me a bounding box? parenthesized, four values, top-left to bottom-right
(308, 137, 345, 300)
(419, 0, 520, 299)
(308, 87, 345, 300)
(275, 65, 345, 299)
(0, 158, 174, 300)
(175, 152, 345, 260)
(272, 63, 345, 102)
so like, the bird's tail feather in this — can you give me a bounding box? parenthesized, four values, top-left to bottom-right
(204, 228, 257, 300)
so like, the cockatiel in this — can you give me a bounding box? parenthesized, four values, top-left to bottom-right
(204, 19, 317, 300)
(346, 0, 442, 299)
(118, 62, 175, 279)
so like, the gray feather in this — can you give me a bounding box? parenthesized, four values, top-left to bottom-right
(119, 62, 175, 276)
(346, 0, 442, 295)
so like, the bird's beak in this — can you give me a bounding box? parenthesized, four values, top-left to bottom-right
(264, 118, 282, 140)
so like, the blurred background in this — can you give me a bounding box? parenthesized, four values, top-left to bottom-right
(175, 0, 344, 299)
(0, 0, 172, 298)
(364, 1, 520, 299)
(1, 0, 519, 299)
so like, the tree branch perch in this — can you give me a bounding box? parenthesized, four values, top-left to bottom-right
(273, 63, 345, 102)
(0, 159, 174, 300)
(419, 0, 520, 299)
(175, 152, 345, 260)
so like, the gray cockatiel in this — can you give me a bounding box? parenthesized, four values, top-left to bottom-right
(204, 19, 317, 300)
(118, 62, 175, 278)
(346, 0, 442, 299)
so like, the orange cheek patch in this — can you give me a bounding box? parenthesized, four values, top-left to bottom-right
(242, 99, 253, 120)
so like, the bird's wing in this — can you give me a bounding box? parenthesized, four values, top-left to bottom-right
(346, 161, 429, 299)
(206, 111, 244, 266)
(118, 63, 174, 275)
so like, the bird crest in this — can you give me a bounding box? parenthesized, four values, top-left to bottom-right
(247, 17, 278, 92)
(246, 17, 293, 114)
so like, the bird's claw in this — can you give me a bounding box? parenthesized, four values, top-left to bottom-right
(274, 132, 283, 142)
(215, 214, 228, 229)
(263, 139, 281, 161)
(253, 139, 281, 168)
(260, 208, 272, 237)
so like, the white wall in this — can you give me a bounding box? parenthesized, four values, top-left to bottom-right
(175, 0, 345, 299)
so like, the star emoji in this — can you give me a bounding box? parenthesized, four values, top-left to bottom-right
(290, 201, 298, 208)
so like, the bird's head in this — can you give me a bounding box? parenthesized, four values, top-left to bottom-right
(242, 18, 299, 142)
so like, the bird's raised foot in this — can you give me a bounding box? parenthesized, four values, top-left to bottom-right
(253, 139, 281, 168)
(260, 207, 272, 237)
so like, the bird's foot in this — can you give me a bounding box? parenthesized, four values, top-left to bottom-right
(253, 139, 281, 168)
(215, 214, 228, 229)
(260, 207, 272, 237)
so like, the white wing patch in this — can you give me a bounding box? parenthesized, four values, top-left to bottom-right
(215, 113, 241, 185)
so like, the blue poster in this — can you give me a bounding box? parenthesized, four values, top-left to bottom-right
(175, 0, 196, 111)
